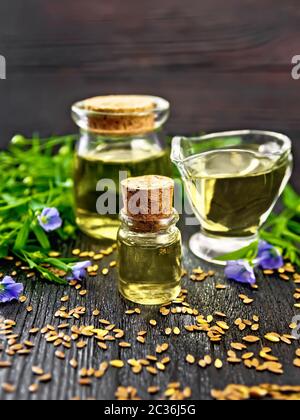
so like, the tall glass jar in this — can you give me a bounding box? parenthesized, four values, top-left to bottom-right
(72, 95, 172, 241)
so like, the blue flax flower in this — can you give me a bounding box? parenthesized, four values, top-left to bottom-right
(0, 276, 24, 303)
(38, 208, 62, 232)
(256, 241, 284, 270)
(69, 261, 92, 281)
(225, 260, 256, 285)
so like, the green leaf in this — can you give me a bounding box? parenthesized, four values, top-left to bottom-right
(283, 185, 300, 212)
(32, 225, 51, 250)
(0, 246, 8, 258)
(44, 258, 70, 272)
(14, 216, 32, 250)
(216, 240, 259, 262)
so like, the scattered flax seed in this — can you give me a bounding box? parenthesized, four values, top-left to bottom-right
(32, 366, 44, 376)
(215, 359, 223, 369)
(55, 351, 65, 360)
(72, 249, 81, 256)
(0, 361, 12, 368)
(2, 383, 16, 393)
(242, 353, 254, 360)
(173, 327, 181, 335)
(110, 261, 117, 268)
(110, 360, 124, 368)
(79, 290, 87, 296)
(115, 386, 139, 400)
(148, 386, 160, 395)
(38, 374, 52, 383)
(119, 342, 131, 348)
(70, 359, 78, 369)
(293, 359, 300, 368)
(156, 362, 166, 371)
(216, 321, 229, 330)
(186, 354, 196, 364)
(79, 378, 92, 386)
(61, 296, 69, 302)
(48, 251, 60, 258)
(251, 324, 260, 332)
(243, 336, 260, 344)
(125, 310, 135, 315)
(215, 312, 227, 318)
(26, 306, 33, 313)
(215, 284, 227, 290)
(239, 294, 254, 305)
(19, 296, 27, 303)
(264, 333, 281, 343)
(102, 268, 109, 276)
(92, 309, 100, 316)
(204, 355, 212, 365)
(165, 328, 172, 335)
(76, 341, 87, 349)
(211, 384, 300, 401)
(146, 366, 158, 375)
(198, 360, 207, 368)
(29, 384, 39, 394)
(149, 320, 157, 327)
(136, 335, 145, 345)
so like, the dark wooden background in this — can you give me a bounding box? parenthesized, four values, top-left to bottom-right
(0, 2, 300, 400)
(0, 0, 300, 184)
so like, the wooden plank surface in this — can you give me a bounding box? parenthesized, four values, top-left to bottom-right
(0, 0, 300, 147)
(0, 225, 299, 401)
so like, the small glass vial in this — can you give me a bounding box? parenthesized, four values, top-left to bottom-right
(71, 95, 172, 241)
(117, 175, 182, 305)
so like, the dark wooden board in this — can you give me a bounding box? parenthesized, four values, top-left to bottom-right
(0, 0, 300, 152)
(0, 224, 299, 401)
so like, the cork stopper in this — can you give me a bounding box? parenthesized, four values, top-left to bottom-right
(121, 175, 175, 232)
(81, 95, 156, 135)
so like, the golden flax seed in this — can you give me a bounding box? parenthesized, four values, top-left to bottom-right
(2, 383, 16, 393)
(243, 336, 260, 343)
(29, 384, 39, 393)
(264, 333, 281, 343)
(215, 359, 223, 369)
(110, 360, 124, 368)
(293, 358, 300, 368)
(119, 342, 131, 348)
(38, 374, 52, 383)
(148, 386, 160, 395)
(32, 366, 44, 375)
(186, 354, 196, 364)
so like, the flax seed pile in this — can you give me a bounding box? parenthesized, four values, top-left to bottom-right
(0, 248, 300, 400)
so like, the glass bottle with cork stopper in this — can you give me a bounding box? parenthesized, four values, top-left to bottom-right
(117, 175, 182, 305)
(72, 95, 172, 241)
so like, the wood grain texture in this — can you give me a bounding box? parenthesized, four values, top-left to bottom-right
(0, 225, 299, 401)
(0, 0, 300, 151)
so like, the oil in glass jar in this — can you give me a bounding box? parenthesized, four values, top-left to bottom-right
(72, 95, 172, 241)
(117, 175, 182, 305)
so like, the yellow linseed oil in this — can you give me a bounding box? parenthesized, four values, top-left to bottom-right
(74, 146, 171, 241)
(118, 229, 182, 305)
(184, 148, 291, 237)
